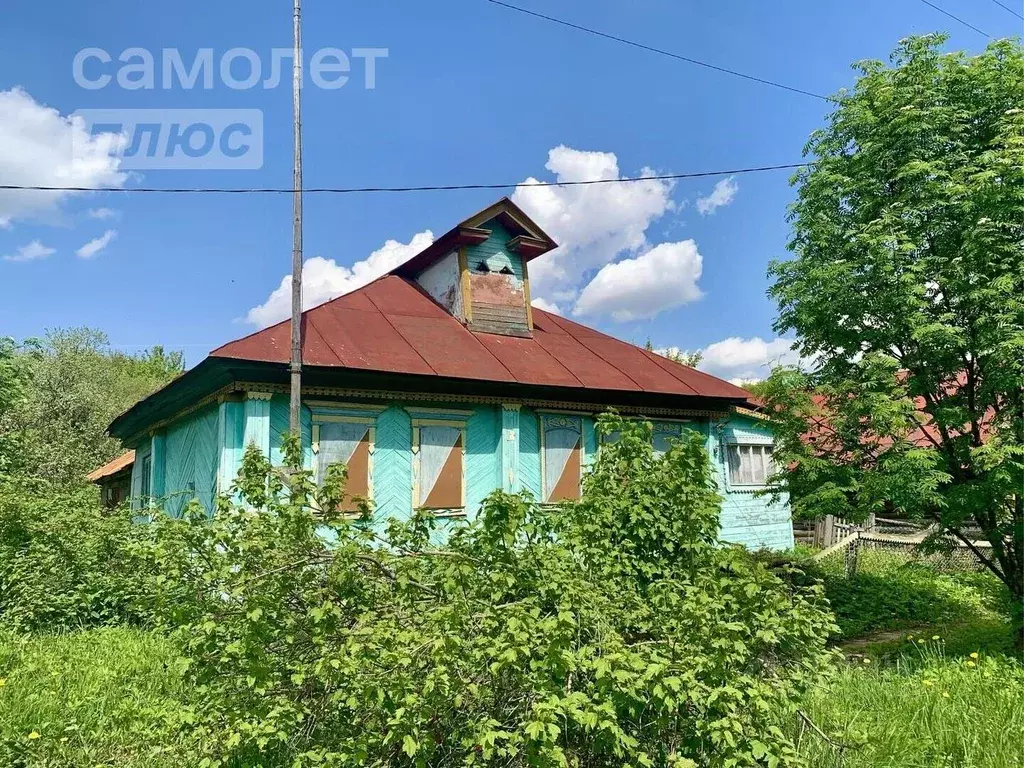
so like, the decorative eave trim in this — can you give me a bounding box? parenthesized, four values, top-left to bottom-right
(121, 384, 235, 447)
(732, 405, 769, 421)
(231, 381, 730, 419)
(506, 235, 553, 259)
(125, 380, 735, 446)
(454, 226, 492, 247)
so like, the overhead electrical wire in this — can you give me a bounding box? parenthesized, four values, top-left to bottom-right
(484, 0, 832, 102)
(0, 162, 808, 195)
(986, 0, 1024, 22)
(916, 0, 992, 37)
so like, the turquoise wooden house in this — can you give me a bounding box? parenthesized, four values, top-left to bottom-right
(100, 198, 793, 550)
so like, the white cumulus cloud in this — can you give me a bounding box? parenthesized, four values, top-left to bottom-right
(88, 207, 118, 220)
(573, 239, 703, 322)
(2, 240, 55, 262)
(75, 229, 116, 259)
(695, 336, 807, 383)
(0, 88, 127, 226)
(512, 146, 675, 302)
(531, 297, 563, 316)
(245, 230, 435, 327)
(696, 176, 738, 215)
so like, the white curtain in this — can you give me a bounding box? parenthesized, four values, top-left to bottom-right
(317, 422, 369, 482)
(544, 427, 580, 501)
(727, 444, 773, 485)
(418, 425, 461, 506)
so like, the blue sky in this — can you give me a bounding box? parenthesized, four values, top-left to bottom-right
(0, 0, 1018, 382)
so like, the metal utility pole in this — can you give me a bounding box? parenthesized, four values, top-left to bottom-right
(289, 0, 304, 439)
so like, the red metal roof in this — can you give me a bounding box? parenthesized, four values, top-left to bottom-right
(87, 450, 135, 482)
(211, 274, 752, 401)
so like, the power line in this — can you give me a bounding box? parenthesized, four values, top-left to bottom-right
(0, 162, 808, 195)
(484, 0, 832, 102)
(986, 0, 1024, 22)
(916, 0, 992, 37)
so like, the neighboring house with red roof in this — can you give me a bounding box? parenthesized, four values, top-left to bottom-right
(87, 450, 135, 507)
(97, 198, 792, 549)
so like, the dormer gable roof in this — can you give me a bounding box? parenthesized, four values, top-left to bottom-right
(392, 197, 557, 278)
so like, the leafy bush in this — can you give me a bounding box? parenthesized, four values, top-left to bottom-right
(0, 478, 153, 633)
(147, 415, 837, 767)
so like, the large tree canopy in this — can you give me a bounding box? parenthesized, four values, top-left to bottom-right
(0, 328, 184, 485)
(763, 36, 1023, 639)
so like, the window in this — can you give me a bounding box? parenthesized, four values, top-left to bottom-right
(726, 444, 775, 486)
(313, 420, 374, 512)
(138, 452, 152, 507)
(600, 420, 694, 456)
(652, 422, 687, 456)
(542, 415, 582, 502)
(413, 423, 465, 510)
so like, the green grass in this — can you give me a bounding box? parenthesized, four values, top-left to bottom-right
(0, 627, 193, 768)
(794, 545, 1024, 767)
(798, 645, 1024, 767)
(801, 544, 1016, 652)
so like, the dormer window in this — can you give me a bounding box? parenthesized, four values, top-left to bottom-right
(402, 198, 558, 338)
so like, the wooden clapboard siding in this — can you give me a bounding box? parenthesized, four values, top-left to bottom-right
(715, 412, 794, 550)
(465, 405, 501, 517)
(217, 398, 245, 496)
(133, 391, 794, 551)
(582, 416, 598, 468)
(162, 403, 219, 516)
(373, 405, 414, 521)
(468, 301, 530, 336)
(269, 394, 313, 469)
(519, 407, 542, 499)
(465, 221, 525, 280)
(465, 221, 531, 336)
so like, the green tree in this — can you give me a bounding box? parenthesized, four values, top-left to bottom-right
(0, 328, 184, 486)
(0, 337, 31, 475)
(644, 339, 704, 368)
(764, 36, 1024, 645)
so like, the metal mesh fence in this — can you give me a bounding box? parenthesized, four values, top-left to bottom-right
(811, 529, 991, 576)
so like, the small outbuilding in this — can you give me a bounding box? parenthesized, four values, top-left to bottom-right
(87, 450, 135, 508)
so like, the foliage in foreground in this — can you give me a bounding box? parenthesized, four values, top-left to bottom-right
(0, 627, 191, 768)
(145, 416, 836, 767)
(0, 477, 152, 633)
(797, 644, 1024, 768)
(763, 34, 1024, 644)
(2, 630, 1019, 768)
